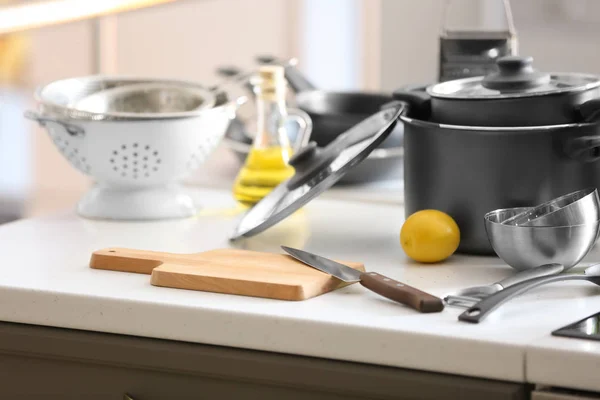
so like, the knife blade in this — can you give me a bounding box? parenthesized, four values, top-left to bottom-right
(281, 246, 444, 313)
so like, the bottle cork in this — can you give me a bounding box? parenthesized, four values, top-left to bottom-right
(256, 65, 286, 100)
(258, 65, 285, 85)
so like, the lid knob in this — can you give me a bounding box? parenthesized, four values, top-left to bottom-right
(286, 142, 338, 190)
(482, 56, 551, 92)
(288, 141, 318, 170)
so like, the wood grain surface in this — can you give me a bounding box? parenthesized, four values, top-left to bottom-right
(90, 248, 365, 301)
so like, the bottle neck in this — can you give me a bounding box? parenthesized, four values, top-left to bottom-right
(253, 86, 291, 149)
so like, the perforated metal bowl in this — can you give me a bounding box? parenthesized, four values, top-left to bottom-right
(26, 85, 245, 220)
(35, 76, 217, 121)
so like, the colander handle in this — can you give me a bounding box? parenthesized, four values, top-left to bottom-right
(24, 111, 85, 137)
(287, 108, 313, 152)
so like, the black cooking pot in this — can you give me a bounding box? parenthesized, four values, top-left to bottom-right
(394, 56, 600, 127)
(394, 55, 600, 255)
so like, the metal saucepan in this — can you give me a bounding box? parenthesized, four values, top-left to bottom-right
(395, 55, 600, 255)
(400, 115, 600, 255)
(393, 56, 600, 127)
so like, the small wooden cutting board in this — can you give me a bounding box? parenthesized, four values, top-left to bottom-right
(89, 248, 365, 301)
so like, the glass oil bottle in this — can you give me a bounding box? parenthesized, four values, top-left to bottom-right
(232, 65, 298, 206)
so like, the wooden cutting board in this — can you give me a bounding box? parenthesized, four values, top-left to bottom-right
(89, 248, 365, 301)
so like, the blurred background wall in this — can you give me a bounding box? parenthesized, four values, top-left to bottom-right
(1, 0, 600, 219)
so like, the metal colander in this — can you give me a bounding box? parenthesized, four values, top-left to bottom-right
(35, 76, 217, 121)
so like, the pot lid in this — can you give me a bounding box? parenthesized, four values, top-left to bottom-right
(229, 101, 407, 240)
(428, 56, 600, 99)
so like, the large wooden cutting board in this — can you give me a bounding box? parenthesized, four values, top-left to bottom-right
(89, 248, 365, 301)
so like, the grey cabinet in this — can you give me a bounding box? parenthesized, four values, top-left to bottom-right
(532, 388, 600, 400)
(0, 322, 529, 400)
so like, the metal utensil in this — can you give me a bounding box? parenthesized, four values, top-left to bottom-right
(484, 207, 600, 271)
(455, 263, 564, 298)
(443, 294, 482, 308)
(500, 188, 600, 226)
(281, 246, 444, 313)
(444, 263, 564, 307)
(458, 264, 600, 323)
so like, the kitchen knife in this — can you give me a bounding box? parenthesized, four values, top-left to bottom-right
(281, 246, 444, 313)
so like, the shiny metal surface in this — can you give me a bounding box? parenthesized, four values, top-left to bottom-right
(454, 283, 503, 298)
(484, 207, 600, 271)
(459, 264, 600, 323)
(35, 76, 217, 121)
(281, 246, 361, 282)
(428, 72, 600, 99)
(455, 263, 564, 297)
(74, 82, 215, 116)
(501, 188, 600, 227)
(445, 263, 564, 307)
(229, 103, 406, 240)
(444, 294, 481, 308)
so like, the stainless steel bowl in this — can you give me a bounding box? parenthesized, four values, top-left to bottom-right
(501, 188, 600, 226)
(485, 207, 600, 271)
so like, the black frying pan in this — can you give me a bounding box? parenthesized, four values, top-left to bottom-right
(217, 62, 404, 185)
(255, 55, 403, 148)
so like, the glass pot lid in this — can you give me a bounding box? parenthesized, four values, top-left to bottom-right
(230, 102, 407, 240)
(428, 56, 600, 99)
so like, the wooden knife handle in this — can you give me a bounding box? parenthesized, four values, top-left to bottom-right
(359, 272, 444, 313)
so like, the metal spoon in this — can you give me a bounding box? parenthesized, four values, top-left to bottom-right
(444, 263, 564, 307)
(458, 263, 600, 323)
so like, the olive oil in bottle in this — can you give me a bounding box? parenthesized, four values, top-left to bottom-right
(233, 65, 295, 206)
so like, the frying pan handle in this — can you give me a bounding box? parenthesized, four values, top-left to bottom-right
(286, 108, 313, 152)
(256, 55, 317, 93)
(458, 274, 589, 323)
(282, 65, 317, 93)
(214, 66, 255, 97)
(564, 135, 600, 162)
(24, 110, 85, 137)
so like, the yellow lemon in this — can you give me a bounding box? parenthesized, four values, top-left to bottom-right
(400, 210, 460, 263)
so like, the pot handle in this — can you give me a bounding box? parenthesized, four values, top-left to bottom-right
(24, 110, 85, 137)
(256, 54, 317, 93)
(564, 135, 600, 162)
(578, 98, 600, 122)
(392, 86, 431, 120)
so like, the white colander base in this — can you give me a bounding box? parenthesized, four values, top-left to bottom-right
(77, 183, 200, 220)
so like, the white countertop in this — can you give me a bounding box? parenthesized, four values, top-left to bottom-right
(0, 186, 599, 392)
